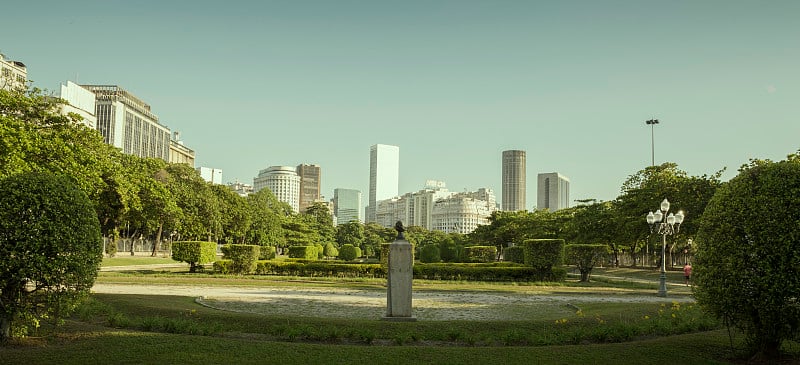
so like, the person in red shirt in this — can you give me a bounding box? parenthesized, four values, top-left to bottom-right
(683, 263, 693, 286)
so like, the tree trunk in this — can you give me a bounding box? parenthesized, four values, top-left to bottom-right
(152, 222, 163, 257)
(0, 315, 10, 342)
(580, 269, 590, 282)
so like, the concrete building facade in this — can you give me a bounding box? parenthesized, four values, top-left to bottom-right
(58, 81, 96, 129)
(254, 166, 301, 212)
(537, 172, 570, 212)
(0, 53, 26, 91)
(366, 144, 400, 223)
(82, 85, 170, 161)
(502, 150, 527, 211)
(169, 132, 195, 166)
(297, 164, 321, 213)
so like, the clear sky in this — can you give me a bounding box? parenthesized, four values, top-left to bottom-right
(3, 1, 798, 207)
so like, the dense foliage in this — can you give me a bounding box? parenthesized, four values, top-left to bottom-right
(522, 239, 565, 277)
(0, 172, 102, 341)
(221, 244, 260, 274)
(338, 244, 359, 261)
(564, 244, 610, 282)
(694, 157, 800, 359)
(171, 241, 217, 272)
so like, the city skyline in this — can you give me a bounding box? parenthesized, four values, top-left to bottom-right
(2, 1, 798, 206)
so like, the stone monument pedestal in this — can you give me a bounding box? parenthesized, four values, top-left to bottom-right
(382, 232, 416, 322)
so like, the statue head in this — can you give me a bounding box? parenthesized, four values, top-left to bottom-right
(394, 221, 405, 239)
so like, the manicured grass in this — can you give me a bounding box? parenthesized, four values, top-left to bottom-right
(0, 323, 744, 365)
(102, 256, 179, 267)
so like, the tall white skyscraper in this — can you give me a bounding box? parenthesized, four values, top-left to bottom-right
(537, 172, 570, 212)
(366, 144, 399, 223)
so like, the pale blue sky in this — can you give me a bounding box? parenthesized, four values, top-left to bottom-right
(3, 1, 798, 207)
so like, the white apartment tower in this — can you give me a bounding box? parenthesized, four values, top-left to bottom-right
(366, 144, 400, 223)
(537, 172, 570, 212)
(82, 85, 170, 161)
(254, 166, 301, 212)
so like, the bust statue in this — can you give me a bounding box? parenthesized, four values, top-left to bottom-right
(394, 221, 405, 240)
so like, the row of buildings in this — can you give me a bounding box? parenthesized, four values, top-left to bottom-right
(3, 53, 203, 177)
(4, 52, 569, 235)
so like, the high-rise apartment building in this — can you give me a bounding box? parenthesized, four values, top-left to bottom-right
(502, 150, 527, 211)
(82, 85, 170, 161)
(254, 166, 301, 212)
(296, 164, 321, 212)
(366, 144, 400, 223)
(431, 194, 493, 234)
(333, 188, 362, 224)
(0, 53, 26, 91)
(537, 172, 570, 212)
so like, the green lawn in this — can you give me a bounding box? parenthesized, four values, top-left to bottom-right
(3, 266, 798, 364)
(102, 256, 179, 267)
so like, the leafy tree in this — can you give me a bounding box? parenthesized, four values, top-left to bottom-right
(164, 163, 217, 242)
(336, 221, 364, 247)
(694, 157, 800, 359)
(614, 163, 721, 267)
(211, 184, 251, 245)
(0, 172, 102, 341)
(565, 244, 610, 282)
(568, 200, 619, 265)
(303, 202, 336, 245)
(246, 189, 287, 250)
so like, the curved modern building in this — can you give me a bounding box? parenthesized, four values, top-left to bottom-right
(254, 166, 301, 212)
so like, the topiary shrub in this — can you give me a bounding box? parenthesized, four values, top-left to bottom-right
(259, 245, 277, 260)
(354, 246, 362, 259)
(464, 246, 497, 263)
(213, 259, 233, 274)
(172, 241, 217, 272)
(694, 157, 800, 359)
(522, 239, 565, 278)
(419, 244, 441, 263)
(324, 242, 339, 259)
(0, 172, 103, 341)
(288, 245, 318, 260)
(315, 243, 325, 260)
(221, 244, 260, 274)
(564, 244, 610, 282)
(503, 246, 524, 263)
(338, 244, 358, 261)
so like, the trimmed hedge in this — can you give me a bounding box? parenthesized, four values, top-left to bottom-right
(288, 245, 318, 260)
(420, 244, 441, 263)
(522, 239, 564, 269)
(338, 244, 358, 261)
(255, 261, 386, 278)
(503, 246, 524, 263)
(464, 246, 497, 263)
(259, 245, 277, 260)
(172, 241, 217, 272)
(212, 260, 565, 282)
(221, 244, 260, 274)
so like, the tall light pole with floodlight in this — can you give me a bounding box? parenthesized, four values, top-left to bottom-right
(647, 199, 684, 297)
(646, 119, 659, 167)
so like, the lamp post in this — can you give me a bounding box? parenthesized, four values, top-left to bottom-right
(645, 119, 659, 167)
(646, 199, 684, 297)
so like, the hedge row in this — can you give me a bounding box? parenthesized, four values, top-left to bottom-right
(414, 263, 566, 282)
(503, 246, 525, 263)
(212, 260, 565, 282)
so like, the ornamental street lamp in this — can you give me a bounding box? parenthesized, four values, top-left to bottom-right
(646, 199, 685, 297)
